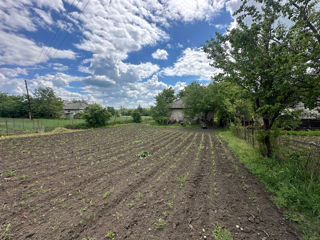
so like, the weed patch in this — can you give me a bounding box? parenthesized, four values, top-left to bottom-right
(135, 151, 151, 159)
(211, 222, 233, 240)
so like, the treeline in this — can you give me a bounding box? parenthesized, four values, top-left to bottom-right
(0, 88, 151, 120)
(0, 88, 64, 119)
(119, 105, 151, 117)
(151, 82, 252, 127)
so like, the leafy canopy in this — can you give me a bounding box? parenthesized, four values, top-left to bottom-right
(151, 87, 175, 124)
(83, 104, 111, 127)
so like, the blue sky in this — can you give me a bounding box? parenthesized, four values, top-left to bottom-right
(0, 0, 241, 108)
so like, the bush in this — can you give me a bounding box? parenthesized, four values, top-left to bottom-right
(83, 104, 111, 127)
(132, 110, 142, 123)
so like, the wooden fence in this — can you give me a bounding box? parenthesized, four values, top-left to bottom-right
(231, 126, 320, 174)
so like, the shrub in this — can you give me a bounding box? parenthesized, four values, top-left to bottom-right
(132, 110, 142, 123)
(83, 104, 111, 127)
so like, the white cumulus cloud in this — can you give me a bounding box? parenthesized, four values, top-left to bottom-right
(152, 49, 168, 60)
(162, 48, 219, 81)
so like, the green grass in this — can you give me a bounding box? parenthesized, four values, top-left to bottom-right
(280, 130, 320, 136)
(0, 116, 152, 135)
(0, 117, 85, 135)
(147, 122, 200, 129)
(217, 130, 320, 240)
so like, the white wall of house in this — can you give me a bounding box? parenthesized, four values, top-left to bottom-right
(170, 109, 184, 122)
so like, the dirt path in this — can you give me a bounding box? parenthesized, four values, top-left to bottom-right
(0, 125, 301, 239)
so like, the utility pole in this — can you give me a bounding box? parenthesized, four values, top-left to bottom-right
(25, 80, 32, 120)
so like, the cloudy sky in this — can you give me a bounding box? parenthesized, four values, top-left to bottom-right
(0, 0, 242, 108)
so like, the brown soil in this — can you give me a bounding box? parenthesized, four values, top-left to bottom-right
(0, 124, 301, 239)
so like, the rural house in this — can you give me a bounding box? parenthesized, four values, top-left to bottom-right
(169, 99, 214, 125)
(61, 102, 88, 119)
(294, 102, 320, 129)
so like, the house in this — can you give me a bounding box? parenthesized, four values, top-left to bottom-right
(61, 102, 88, 119)
(169, 99, 213, 125)
(169, 99, 185, 123)
(294, 102, 320, 129)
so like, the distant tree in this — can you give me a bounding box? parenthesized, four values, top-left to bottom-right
(83, 104, 111, 127)
(151, 87, 175, 124)
(137, 104, 143, 114)
(122, 108, 134, 116)
(132, 110, 142, 123)
(0, 93, 28, 118)
(31, 87, 64, 119)
(141, 108, 152, 116)
(72, 99, 88, 104)
(107, 106, 116, 116)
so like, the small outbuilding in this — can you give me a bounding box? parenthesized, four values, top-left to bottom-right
(169, 99, 185, 123)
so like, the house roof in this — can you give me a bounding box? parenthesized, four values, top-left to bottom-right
(292, 102, 320, 119)
(64, 102, 88, 110)
(170, 99, 184, 109)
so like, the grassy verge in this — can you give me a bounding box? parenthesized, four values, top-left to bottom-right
(280, 130, 320, 136)
(216, 129, 320, 240)
(146, 122, 200, 129)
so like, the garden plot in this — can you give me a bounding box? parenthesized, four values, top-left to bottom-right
(0, 125, 300, 239)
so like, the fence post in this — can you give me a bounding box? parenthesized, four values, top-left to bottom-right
(6, 120, 8, 136)
(33, 119, 35, 129)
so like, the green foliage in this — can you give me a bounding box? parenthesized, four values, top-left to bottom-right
(176, 172, 189, 188)
(203, 1, 320, 156)
(0, 223, 11, 239)
(218, 130, 320, 239)
(183, 82, 207, 120)
(281, 130, 320, 136)
(211, 222, 233, 240)
(154, 218, 166, 229)
(103, 187, 114, 198)
(135, 151, 151, 159)
(105, 231, 116, 238)
(132, 110, 142, 123)
(181, 81, 252, 127)
(6, 170, 16, 177)
(0, 93, 28, 118)
(32, 87, 64, 118)
(273, 110, 302, 130)
(106, 106, 116, 116)
(151, 87, 175, 124)
(83, 104, 111, 127)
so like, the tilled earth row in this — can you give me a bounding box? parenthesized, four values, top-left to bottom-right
(0, 125, 300, 239)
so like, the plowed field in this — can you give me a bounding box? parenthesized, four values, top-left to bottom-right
(0, 125, 300, 239)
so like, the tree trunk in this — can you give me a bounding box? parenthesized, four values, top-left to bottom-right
(263, 118, 273, 158)
(264, 131, 272, 158)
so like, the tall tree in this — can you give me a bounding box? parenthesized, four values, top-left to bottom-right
(32, 87, 64, 118)
(151, 87, 175, 124)
(203, 1, 319, 157)
(0, 93, 28, 118)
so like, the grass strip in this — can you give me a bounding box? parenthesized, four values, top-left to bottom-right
(216, 130, 320, 240)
